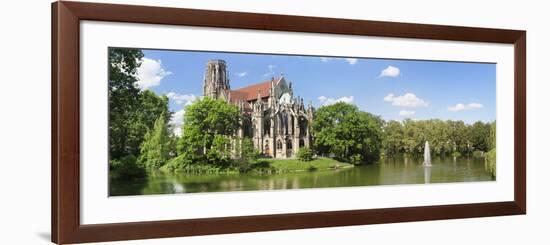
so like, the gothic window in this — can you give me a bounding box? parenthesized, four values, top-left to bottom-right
(287, 140, 293, 150)
(289, 115, 294, 135)
(282, 113, 289, 135)
(276, 140, 282, 150)
(242, 119, 253, 138)
(263, 118, 271, 136)
(299, 117, 308, 137)
(278, 114, 285, 135)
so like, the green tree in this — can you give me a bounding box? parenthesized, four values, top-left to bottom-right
(485, 121, 497, 177)
(109, 48, 171, 159)
(138, 113, 173, 170)
(382, 120, 404, 157)
(109, 48, 144, 159)
(312, 102, 382, 164)
(177, 97, 241, 165)
(470, 121, 491, 152)
(240, 138, 260, 162)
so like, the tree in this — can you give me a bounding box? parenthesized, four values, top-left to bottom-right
(138, 113, 173, 170)
(382, 120, 404, 157)
(470, 121, 491, 152)
(485, 121, 497, 177)
(108, 48, 171, 159)
(240, 137, 260, 162)
(109, 48, 144, 159)
(177, 97, 241, 165)
(312, 102, 382, 164)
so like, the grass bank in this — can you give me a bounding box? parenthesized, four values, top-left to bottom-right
(160, 156, 353, 175)
(248, 157, 353, 174)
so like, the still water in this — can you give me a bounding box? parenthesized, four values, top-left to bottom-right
(109, 156, 495, 196)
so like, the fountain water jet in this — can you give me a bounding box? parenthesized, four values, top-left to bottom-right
(423, 141, 432, 167)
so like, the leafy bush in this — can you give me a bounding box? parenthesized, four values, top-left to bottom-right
(451, 151, 462, 157)
(110, 154, 146, 180)
(205, 135, 232, 165)
(162, 153, 235, 174)
(349, 154, 363, 165)
(297, 147, 314, 162)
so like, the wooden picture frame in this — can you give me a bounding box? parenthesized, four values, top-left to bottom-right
(51, 1, 526, 244)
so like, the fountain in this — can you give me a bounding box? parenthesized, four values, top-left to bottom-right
(423, 141, 432, 167)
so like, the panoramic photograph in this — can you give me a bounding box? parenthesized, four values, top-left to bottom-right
(108, 47, 496, 196)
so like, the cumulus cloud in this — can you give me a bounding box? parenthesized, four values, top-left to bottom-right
(318, 95, 354, 106)
(448, 103, 483, 112)
(136, 58, 172, 90)
(384, 93, 428, 107)
(399, 110, 416, 117)
(170, 109, 185, 136)
(236, 71, 248, 77)
(166, 92, 197, 106)
(319, 57, 358, 65)
(379, 65, 400, 78)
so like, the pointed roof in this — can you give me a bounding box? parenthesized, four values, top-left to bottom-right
(228, 77, 281, 102)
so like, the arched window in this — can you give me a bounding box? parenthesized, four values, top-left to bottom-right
(276, 140, 282, 150)
(263, 118, 271, 136)
(242, 119, 253, 138)
(287, 140, 293, 150)
(299, 117, 308, 137)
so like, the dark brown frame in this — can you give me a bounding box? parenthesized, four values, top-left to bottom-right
(52, 1, 526, 244)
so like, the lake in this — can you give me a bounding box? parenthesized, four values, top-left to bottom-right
(109, 156, 495, 196)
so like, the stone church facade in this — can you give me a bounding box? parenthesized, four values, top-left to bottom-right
(202, 59, 314, 159)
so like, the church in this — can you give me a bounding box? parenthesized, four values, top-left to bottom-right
(202, 59, 314, 159)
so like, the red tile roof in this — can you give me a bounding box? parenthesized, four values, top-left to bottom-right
(228, 79, 275, 102)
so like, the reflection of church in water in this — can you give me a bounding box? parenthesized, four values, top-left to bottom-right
(202, 59, 314, 159)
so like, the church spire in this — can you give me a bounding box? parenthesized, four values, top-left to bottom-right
(203, 59, 229, 100)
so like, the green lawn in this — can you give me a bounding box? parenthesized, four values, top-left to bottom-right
(252, 157, 353, 173)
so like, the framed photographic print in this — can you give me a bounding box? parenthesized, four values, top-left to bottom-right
(52, 1, 526, 244)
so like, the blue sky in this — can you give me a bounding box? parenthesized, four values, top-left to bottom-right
(133, 48, 495, 128)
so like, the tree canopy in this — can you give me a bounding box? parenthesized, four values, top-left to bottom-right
(176, 97, 241, 165)
(312, 102, 383, 164)
(138, 112, 174, 170)
(108, 48, 171, 179)
(382, 119, 495, 157)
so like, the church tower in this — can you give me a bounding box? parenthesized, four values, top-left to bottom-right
(203, 59, 230, 99)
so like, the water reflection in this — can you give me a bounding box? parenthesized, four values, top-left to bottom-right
(110, 156, 495, 196)
(424, 166, 431, 184)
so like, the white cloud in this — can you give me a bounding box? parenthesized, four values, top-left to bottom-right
(136, 58, 172, 90)
(384, 93, 428, 107)
(344, 58, 358, 65)
(399, 110, 416, 117)
(166, 92, 197, 106)
(318, 95, 354, 106)
(448, 102, 484, 112)
(236, 71, 248, 77)
(170, 109, 185, 136)
(263, 65, 277, 77)
(319, 57, 358, 65)
(379, 65, 400, 78)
